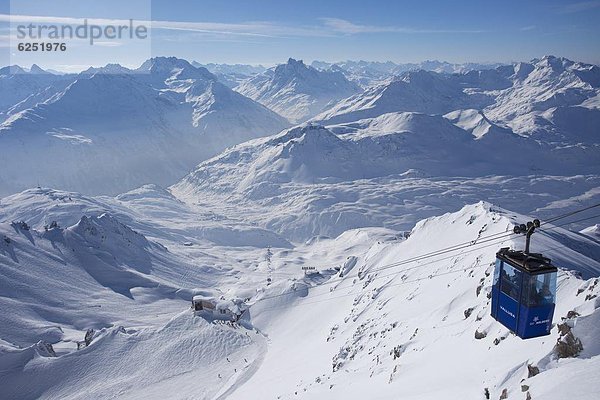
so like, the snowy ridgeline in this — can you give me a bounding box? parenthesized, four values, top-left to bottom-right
(1, 195, 599, 399)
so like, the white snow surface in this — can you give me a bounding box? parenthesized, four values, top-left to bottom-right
(1, 196, 599, 399)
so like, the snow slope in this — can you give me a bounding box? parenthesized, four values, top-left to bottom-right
(0, 57, 289, 197)
(172, 122, 600, 240)
(313, 56, 600, 148)
(2, 194, 598, 399)
(236, 58, 361, 123)
(229, 202, 600, 400)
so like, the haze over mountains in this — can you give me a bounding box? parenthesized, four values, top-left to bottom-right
(2, 55, 596, 198)
(0, 57, 288, 196)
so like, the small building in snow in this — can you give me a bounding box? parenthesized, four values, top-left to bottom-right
(192, 295, 247, 322)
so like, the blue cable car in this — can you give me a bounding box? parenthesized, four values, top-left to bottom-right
(490, 220, 558, 339)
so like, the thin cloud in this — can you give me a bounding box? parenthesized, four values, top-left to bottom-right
(559, 1, 600, 14)
(0, 14, 486, 39)
(520, 25, 537, 31)
(0, 34, 9, 48)
(320, 17, 487, 34)
(94, 41, 123, 47)
(0, 14, 320, 38)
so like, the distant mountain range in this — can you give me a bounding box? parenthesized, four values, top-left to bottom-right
(0, 57, 288, 196)
(1, 55, 598, 199)
(313, 56, 600, 145)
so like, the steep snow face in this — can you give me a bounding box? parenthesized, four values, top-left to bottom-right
(236, 58, 361, 123)
(172, 122, 482, 195)
(228, 203, 600, 400)
(0, 57, 289, 197)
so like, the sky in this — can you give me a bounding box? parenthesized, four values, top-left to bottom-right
(1, 0, 599, 71)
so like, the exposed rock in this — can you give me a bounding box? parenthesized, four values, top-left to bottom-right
(499, 388, 508, 399)
(476, 278, 485, 297)
(475, 330, 487, 339)
(36, 340, 56, 357)
(521, 384, 529, 392)
(85, 328, 95, 346)
(410, 328, 418, 340)
(554, 323, 583, 358)
(464, 307, 475, 319)
(392, 345, 402, 360)
(527, 364, 540, 378)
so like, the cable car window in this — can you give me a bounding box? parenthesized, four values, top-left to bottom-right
(526, 272, 557, 306)
(500, 263, 521, 300)
(493, 259, 501, 286)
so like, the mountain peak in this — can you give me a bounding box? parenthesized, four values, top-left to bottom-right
(137, 56, 216, 82)
(29, 64, 48, 74)
(139, 56, 194, 72)
(238, 58, 360, 123)
(274, 58, 310, 76)
(0, 65, 26, 75)
(287, 58, 305, 66)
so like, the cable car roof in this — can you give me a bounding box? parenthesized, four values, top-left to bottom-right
(496, 247, 558, 274)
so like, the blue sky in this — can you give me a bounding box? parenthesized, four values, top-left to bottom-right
(1, 0, 599, 70)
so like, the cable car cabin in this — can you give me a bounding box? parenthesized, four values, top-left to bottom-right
(491, 247, 557, 339)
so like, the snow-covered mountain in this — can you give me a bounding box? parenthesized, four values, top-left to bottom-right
(313, 56, 600, 147)
(311, 60, 505, 87)
(236, 58, 362, 123)
(234, 202, 600, 400)
(312, 70, 489, 125)
(0, 65, 75, 123)
(0, 57, 289, 196)
(485, 56, 600, 141)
